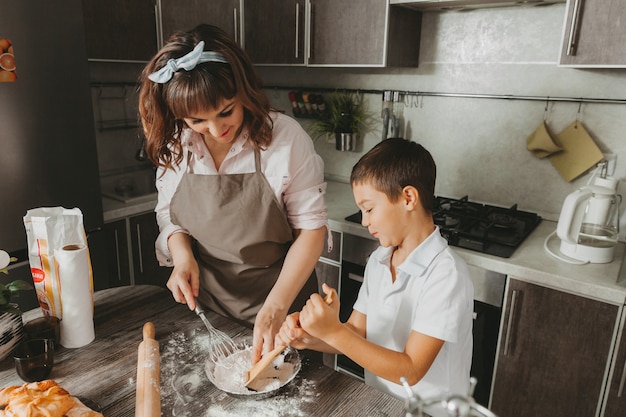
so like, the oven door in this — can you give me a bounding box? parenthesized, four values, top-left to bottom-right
(336, 260, 366, 380)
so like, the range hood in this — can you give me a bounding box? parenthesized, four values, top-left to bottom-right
(390, 0, 564, 11)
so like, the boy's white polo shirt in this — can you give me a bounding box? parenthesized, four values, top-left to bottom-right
(353, 227, 474, 409)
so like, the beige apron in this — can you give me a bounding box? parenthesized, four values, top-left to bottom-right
(170, 149, 317, 325)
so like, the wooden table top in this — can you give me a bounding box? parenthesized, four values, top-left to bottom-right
(0, 285, 405, 417)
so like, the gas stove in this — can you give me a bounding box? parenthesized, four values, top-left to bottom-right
(344, 195, 541, 258)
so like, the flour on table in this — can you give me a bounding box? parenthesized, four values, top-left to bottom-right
(160, 328, 317, 417)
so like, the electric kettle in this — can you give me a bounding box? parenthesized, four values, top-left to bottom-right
(556, 175, 621, 263)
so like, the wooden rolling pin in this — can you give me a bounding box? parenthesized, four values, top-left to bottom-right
(135, 322, 160, 417)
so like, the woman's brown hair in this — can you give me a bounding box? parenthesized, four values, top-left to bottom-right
(138, 24, 272, 170)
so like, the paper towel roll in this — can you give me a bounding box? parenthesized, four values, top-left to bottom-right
(56, 244, 95, 348)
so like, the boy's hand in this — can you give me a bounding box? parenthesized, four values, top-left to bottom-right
(299, 284, 340, 340)
(276, 312, 308, 349)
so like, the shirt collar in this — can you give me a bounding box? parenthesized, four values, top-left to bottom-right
(181, 128, 250, 161)
(371, 226, 448, 278)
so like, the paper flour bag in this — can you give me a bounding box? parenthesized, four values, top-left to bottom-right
(23, 208, 95, 338)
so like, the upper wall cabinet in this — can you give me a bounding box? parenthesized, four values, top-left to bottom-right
(160, 0, 242, 47)
(309, 0, 421, 67)
(244, 0, 307, 65)
(559, 0, 626, 67)
(390, 0, 563, 11)
(82, 0, 159, 62)
(245, 0, 422, 67)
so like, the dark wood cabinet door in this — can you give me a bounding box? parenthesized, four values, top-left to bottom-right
(102, 219, 131, 288)
(129, 212, 171, 287)
(160, 0, 241, 45)
(82, 0, 158, 61)
(491, 278, 619, 417)
(604, 314, 626, 416)
(560, 0, 626, 66)
(308, 0, 387, 66)
(244, 0, 306, 65)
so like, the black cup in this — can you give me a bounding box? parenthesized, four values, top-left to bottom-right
(23, 316, 61, 347)
(13, 338, 55, 382)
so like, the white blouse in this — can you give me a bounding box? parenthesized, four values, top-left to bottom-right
(154, 112, 328, 266)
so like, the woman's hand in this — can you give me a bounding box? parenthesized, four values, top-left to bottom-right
(166, 257, 200, 310)
(166, 233, 200, 310)
(251, 303, 287, 364)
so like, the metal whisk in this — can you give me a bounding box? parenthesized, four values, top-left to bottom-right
(194, 303, 239, 367)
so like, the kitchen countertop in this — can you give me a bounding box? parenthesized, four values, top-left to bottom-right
(101, 179, 626, 305)
(0, 285, 405, 417)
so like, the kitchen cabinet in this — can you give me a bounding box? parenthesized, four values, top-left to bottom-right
(82, 0, 159, 62)
(315, 229, 341, 294)
(315, 229, 342, 369)
(490, 278, 620, 417)
(160, 0, 242, 46)
(102, 211, 170, 288)
(390, 0, 564, 11)
(603, 311, 626, 417)
(244, 0, 421, 67)
(102, 219, 131, 288)
(310, 0, 421, 67)
(244, 0, 306, 65)
(559, 0, 626, 67)
(129, 212, 170, 286)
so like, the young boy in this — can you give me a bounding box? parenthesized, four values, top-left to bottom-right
(277, 138, 474, 408)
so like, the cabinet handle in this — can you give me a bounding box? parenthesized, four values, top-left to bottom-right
(154, 2, 163, 50)
(618, 352, 626, 397)
(233, 7, 239, 45)
(566, 0, 583, 56)
(114, 229, 122, 282)
(503, 289, 519, 356)
(306, 0, 311, 60)
(136, 224, 144, 274)
(295, 2, 300, 58)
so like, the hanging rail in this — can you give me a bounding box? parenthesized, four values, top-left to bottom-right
(265, 85, 626, 105)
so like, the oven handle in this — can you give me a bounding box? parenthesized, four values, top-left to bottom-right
(347, 272, 364, 283)
(503, 289, 519, 356)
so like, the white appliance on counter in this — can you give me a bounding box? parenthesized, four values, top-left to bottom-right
(546, 163, 622, 264)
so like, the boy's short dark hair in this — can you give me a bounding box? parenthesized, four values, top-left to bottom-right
(350, 138, 436, 212)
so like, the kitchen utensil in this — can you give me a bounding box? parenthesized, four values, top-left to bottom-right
(135, 322, 160, 417)
(245, 292, 333, 387)
(556, 172, 621, 263)
(13, 338, 54, 382)
(194, 302, 238, 367)
(381, 107, 390, 140)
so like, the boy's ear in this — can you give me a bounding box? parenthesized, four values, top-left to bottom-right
(401, 185, 420, 210)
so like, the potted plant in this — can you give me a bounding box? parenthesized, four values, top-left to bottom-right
(309, 92, 372, 151)
(0, 249, 33, 361)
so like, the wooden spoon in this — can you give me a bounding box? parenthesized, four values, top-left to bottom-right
(245, 292, 333, 388)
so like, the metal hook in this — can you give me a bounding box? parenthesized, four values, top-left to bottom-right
(575, 99, 583, 127)
(543, 97, 550, 121)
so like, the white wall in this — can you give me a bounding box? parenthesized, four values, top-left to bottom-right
(258, 4, 626, 229)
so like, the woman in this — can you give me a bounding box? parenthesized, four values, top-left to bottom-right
(138, 24, 328, 363)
